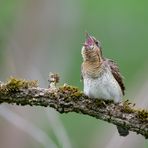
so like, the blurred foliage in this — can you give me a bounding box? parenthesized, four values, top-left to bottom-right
(0, 0, 148, 148)
(0, 0, 20, 67)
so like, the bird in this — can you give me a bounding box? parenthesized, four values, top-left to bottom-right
(81, 32, 129, 136)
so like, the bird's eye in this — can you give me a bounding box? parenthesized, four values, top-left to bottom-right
(95, 41, 99, 46)
(92, 37, 99, 46)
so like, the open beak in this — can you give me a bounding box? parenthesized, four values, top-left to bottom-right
(84, 32, 94, 49)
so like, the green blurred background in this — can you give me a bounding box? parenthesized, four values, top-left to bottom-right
(0, 0, 148, 148)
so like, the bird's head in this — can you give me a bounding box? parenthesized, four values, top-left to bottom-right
(83, 32, 101, 50)
(81, 32, 102, 62)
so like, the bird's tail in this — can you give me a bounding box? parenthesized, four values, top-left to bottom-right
(116, 125, 129, 137)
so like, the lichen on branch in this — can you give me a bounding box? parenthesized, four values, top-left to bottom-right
(0, 77, 148, 139)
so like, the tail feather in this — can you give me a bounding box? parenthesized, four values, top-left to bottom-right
(116, 125, 129, 137)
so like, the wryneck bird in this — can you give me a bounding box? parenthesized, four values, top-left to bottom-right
(81, 33, 129, 136)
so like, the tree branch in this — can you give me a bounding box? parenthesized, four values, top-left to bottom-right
(0, 78, 148, 139)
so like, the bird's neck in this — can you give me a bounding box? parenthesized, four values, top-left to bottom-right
(82, 53, 104, 78)
(83, 49, 102, 63)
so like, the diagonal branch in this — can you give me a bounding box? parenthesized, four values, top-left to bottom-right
(0, 78, 148, 139)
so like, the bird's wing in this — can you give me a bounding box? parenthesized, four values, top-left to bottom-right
(105, 58, 125, 95)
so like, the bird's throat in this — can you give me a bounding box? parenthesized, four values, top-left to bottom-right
(82, 50, 103, 78)
(83, 49, 102, 62)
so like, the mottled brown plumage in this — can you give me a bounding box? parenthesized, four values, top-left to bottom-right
(81, 33, 125, 96)
(81, 33, 128, 136)
(104, 58, 125, 95)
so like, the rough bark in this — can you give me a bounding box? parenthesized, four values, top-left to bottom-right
(0, 78, 148, 139)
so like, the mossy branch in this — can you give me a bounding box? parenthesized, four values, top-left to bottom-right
(0, 77, 148, 139)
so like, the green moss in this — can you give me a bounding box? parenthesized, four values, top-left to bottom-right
(59, 85, 79, 93)
(120, 100, 148, 121)
(104, 99, 114, 104)
(121, 100, 135, 113)
(73, 91, 83, 97)
(93, 99, 106, 107)
(0, 84, 7, 93)
(136, 109, 148, 122)
(58, 85, 83, 101)
(92, 99, 113, 108)
(0, 77, 38, 93)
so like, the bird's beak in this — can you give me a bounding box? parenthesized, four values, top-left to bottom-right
(84, 32, 94, 49)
